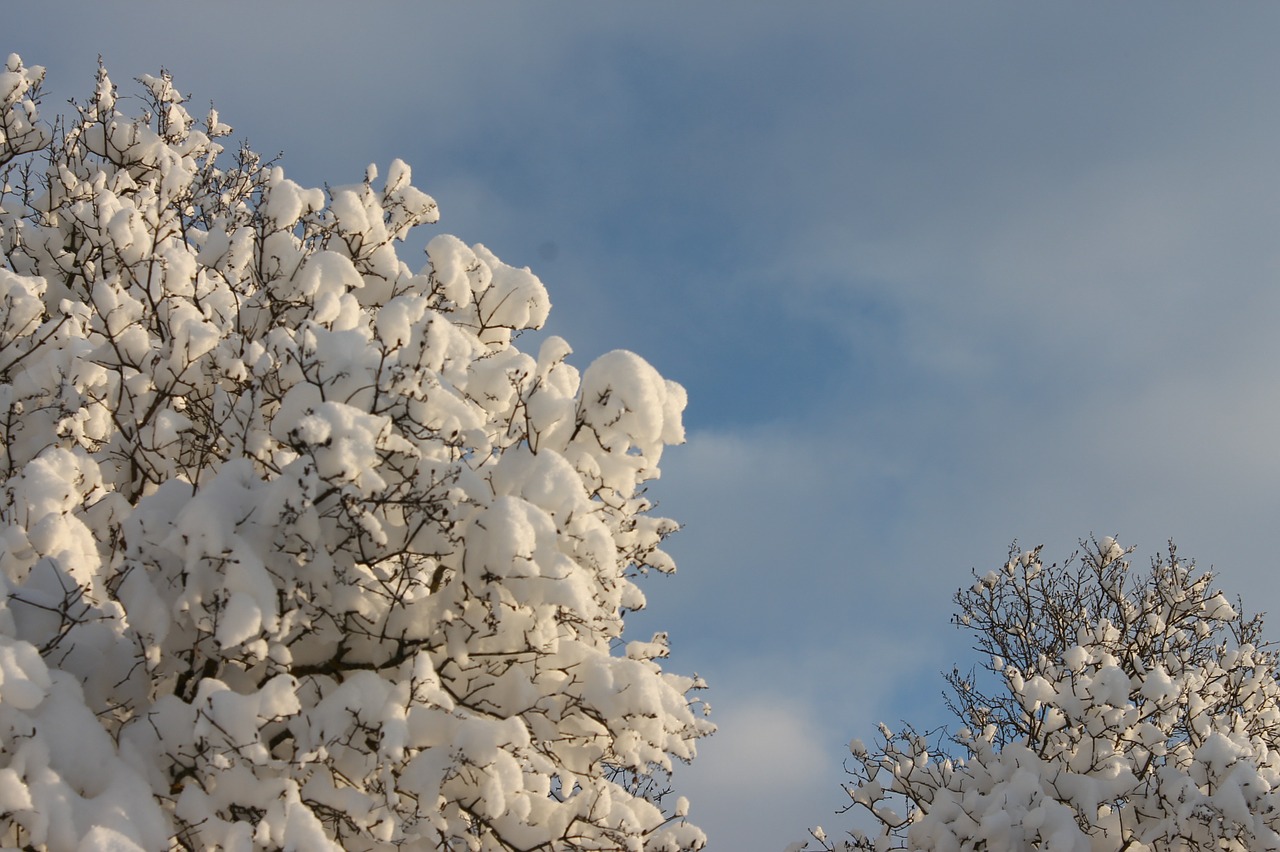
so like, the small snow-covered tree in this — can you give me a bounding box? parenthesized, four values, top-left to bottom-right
(0, 55, 711, 851)
(813, 538, 1280, 852)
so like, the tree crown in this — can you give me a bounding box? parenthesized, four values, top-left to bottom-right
(816, 538, 1280, 852)
(0, 54, 711, 851)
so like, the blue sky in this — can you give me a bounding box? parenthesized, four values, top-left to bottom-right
(12, 4, 1280, 848)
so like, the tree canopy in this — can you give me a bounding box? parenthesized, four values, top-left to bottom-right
(813, 538, 1280, 852)
(0, 54, 711, 851)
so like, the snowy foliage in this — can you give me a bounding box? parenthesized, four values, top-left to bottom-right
(811, 538, 1280, 852)
(0, 55, 711, 850)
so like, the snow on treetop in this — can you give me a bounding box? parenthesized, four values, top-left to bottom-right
(0, 56, 711, 851)
(828, 539, 1280, 852)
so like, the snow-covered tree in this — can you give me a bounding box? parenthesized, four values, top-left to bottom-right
(0, 54, 711, 851)
(810, 538, 1280, 852)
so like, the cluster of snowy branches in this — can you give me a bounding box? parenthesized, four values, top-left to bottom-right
(0, 55, 711, 850)
(805, 538, 1280, 852)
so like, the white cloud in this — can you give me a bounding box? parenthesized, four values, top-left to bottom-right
(673, 692, 839, 851)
